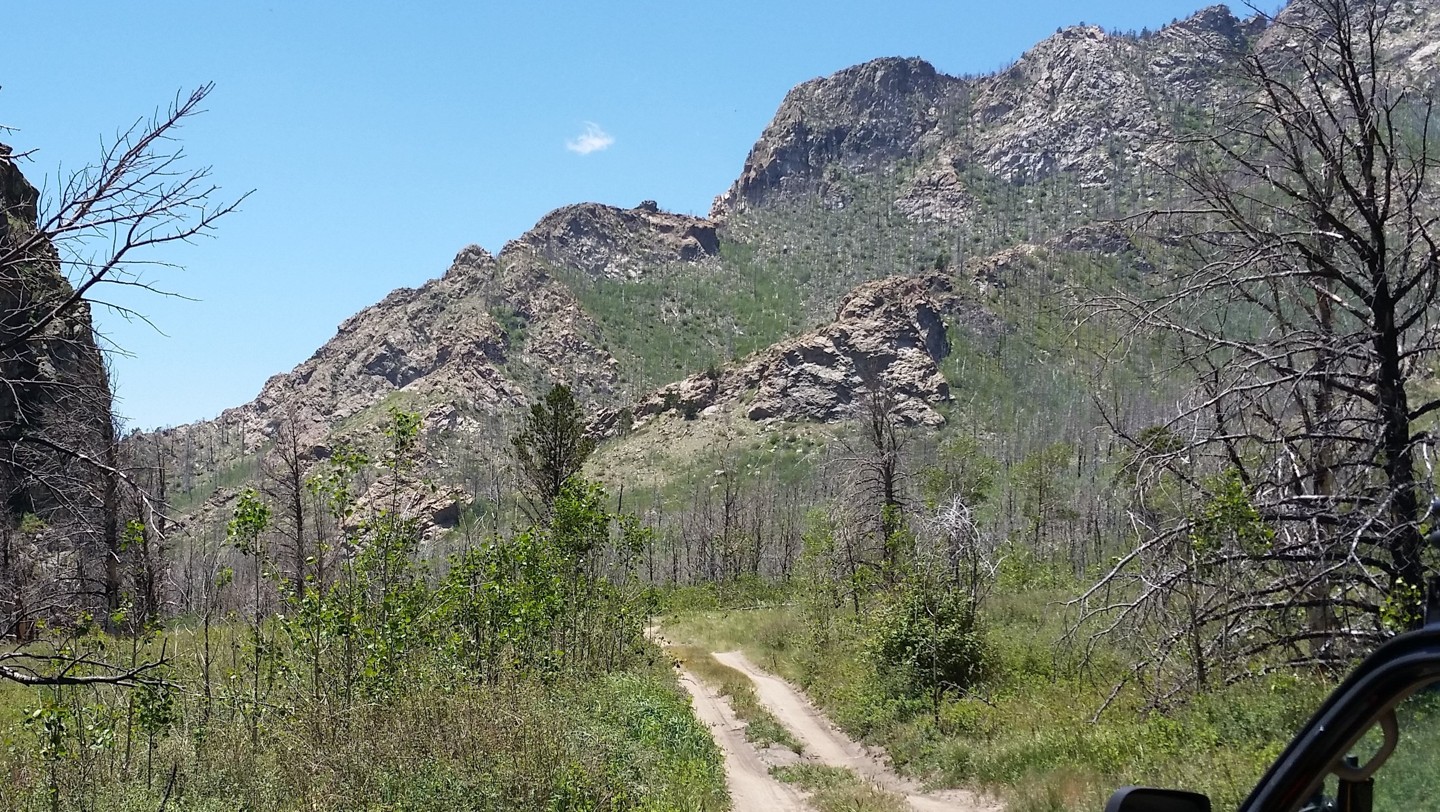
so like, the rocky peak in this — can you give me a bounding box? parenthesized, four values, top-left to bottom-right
(1163, 4, 1247, 43)
(971, 23, 1154, 182)
(444, 244, 496, 279)
(713, 57, 954, 215)
(1257, 0, 1440, 82)
(1139, 4, 1254, 100)
(515, 201, 719, 280)
(718, 4, 1302, 199)
(1151, 4, 1253, 63)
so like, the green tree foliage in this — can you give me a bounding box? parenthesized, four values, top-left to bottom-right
(919, 435, 998, 512)
(512, 384, 597, 519)
(1189, 469, 1274, 558)
(440, 477, 649, 681)
(0, 407, 723, 811)
(867, 570, 989, 717)
(1010, 442, 1075, 551)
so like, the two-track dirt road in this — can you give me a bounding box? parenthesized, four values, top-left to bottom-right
(713, 651, 1000, 812)
(672, 666, 811, 811)
(652, 624, 1000, 811)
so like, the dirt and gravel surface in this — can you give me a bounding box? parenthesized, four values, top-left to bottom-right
(651, 623, 1000, 811)
(672, 667, 811, 811)
(714, 651, 1002, 812)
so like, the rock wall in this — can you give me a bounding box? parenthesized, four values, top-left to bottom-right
(0, 144, 117, 628)
(0, 145, 115, 524)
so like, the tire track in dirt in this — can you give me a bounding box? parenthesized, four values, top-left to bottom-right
(713, 651, 1002, 812)
(648, 625, 810, 810)
(673, 669, 811, 811)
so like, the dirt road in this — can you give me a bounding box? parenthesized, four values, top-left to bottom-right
(713, 651, 1001, 812)
(672, 667, 810, 811)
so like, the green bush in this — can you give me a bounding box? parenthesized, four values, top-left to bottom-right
(867, 579, 989, 701)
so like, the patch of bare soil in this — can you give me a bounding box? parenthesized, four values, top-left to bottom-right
(713, 651, 1003, 812)
(648, 624, 810, 810)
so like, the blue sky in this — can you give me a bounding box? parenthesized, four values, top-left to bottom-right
(3, 1, 1251, 429)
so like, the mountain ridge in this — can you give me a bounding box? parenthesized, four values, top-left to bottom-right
(139, 0, 1439, 537)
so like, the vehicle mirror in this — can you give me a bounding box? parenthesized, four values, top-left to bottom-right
(1104, 786, 1211, 812)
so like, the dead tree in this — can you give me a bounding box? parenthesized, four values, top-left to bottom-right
(1078, 0, 1440, 700)
(843, 380, 913, 580)
(262, 413, 312, 596)
(0, 84, 241, 685)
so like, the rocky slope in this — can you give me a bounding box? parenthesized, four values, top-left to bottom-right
(0, 146, 114, 523)
(712, 5, 1267, 220)
(150, 201, 722, 529)
(149, 0, 1440, 535)
(598, 271, 1003, 433)
(718, 0, 1440, 220)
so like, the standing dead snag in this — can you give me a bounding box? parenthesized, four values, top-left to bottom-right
(840, 379, 913, 583)
(0, 84, 242, 684)
(1078, 0, 1440, 700)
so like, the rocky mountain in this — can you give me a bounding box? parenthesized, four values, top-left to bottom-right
(145, 0, 1440, 536)
(148, 201, 727, 533)
(712, 5, 1263, 221)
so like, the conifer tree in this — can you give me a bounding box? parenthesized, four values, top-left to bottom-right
(511, 384, 596, 520)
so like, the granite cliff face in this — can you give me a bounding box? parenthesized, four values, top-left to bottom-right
(714, 4, 1268, 217)
(0, 146, 114, 524)
(188, 201, 723, 454)
(521, 202, 720, 280)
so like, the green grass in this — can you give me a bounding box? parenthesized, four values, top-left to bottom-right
(670, 644, 803, 754)
(168, 449, 264, 513)
(0, 626, 727, 812)
(661, 587, 1335, 812)
(771, 764, 908, 812)
(559, 243, 807, 393)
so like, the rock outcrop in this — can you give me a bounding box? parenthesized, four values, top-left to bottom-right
(714, 4, 1268, 216)
(0, 145, 117, 629)
(149, 199, 723, 533)
(714, 57, 957, 214)
(520, 202, 720, 280)
(0, 146, 114, 524)
(602, 271, 1004, 432)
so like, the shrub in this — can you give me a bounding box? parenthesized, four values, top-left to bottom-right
(868, 577, 989, 702)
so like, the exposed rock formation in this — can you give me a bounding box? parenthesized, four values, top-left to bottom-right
(0, 146, 114, 524)
(714, 4, 1269, 217)
(892, 156, 972, 224)
(520, 202, 720, 280)
(713, 57, 956, 214)
(147, 0, 1440, 543)
(602, 271, 1004, 431)
(150, 199, 721, 533)
(0, 145, 116, 628)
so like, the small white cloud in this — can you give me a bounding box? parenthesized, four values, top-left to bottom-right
(566, 121, 614, 155)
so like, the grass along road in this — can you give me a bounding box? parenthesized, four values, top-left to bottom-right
(714, 650, 1001, 812)
(651, 622, 1001, 812)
